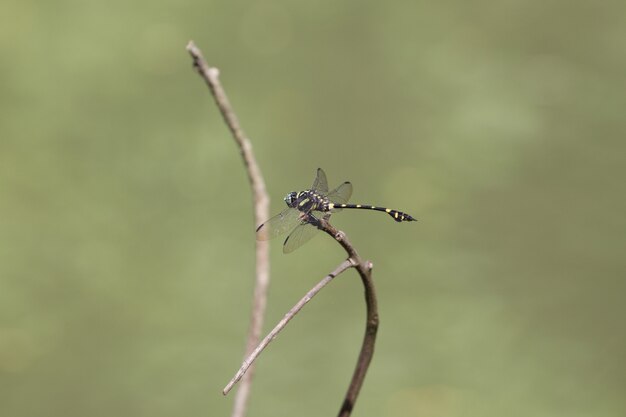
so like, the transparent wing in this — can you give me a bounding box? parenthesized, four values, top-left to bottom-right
(311, 168, 329, 193)
(326, 181, 353, 205)
(283, 221, 320, 254)
(256, 208, 302, 240)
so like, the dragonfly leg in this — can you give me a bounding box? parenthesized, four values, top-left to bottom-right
(299, 211, 322, 228)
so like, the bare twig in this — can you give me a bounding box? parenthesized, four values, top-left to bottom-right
(186, 41, 270, 417)
(223, 258, 355, 395)
(317, 219, 378, 417)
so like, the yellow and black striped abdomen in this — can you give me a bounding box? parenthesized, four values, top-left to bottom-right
(329, 203, 416, 222)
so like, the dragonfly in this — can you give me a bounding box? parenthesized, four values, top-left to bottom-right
(256, 168, 416, 253)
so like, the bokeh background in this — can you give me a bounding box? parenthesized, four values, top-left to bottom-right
(1, 1, 625, 416)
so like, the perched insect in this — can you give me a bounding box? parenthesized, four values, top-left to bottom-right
(256, 168, 416, 253)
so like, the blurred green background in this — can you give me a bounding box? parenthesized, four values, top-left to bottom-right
(1, 1, 625, 416)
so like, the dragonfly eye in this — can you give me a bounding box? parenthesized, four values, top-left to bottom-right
(284, 192, 298, 207)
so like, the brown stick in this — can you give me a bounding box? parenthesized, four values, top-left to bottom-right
(222, 258, 355, 395)
(186, 41, 270, 417)
(316, 218, 379, 417)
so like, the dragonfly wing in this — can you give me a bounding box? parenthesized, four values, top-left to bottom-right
(326, 181, 353, 205)
(256, 208, 302, 240)
(311, 168, 329, 193)
(283, 222, 320, 253)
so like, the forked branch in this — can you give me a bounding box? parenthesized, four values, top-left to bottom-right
(223, 217, 379, 417)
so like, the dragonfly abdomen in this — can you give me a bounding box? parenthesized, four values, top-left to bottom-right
(330, 203, 416, 222)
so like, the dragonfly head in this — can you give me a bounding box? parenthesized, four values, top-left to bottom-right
(284, 191, 298, 208)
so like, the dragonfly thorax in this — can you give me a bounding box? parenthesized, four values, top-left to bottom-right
(284, 190, 330, 213)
